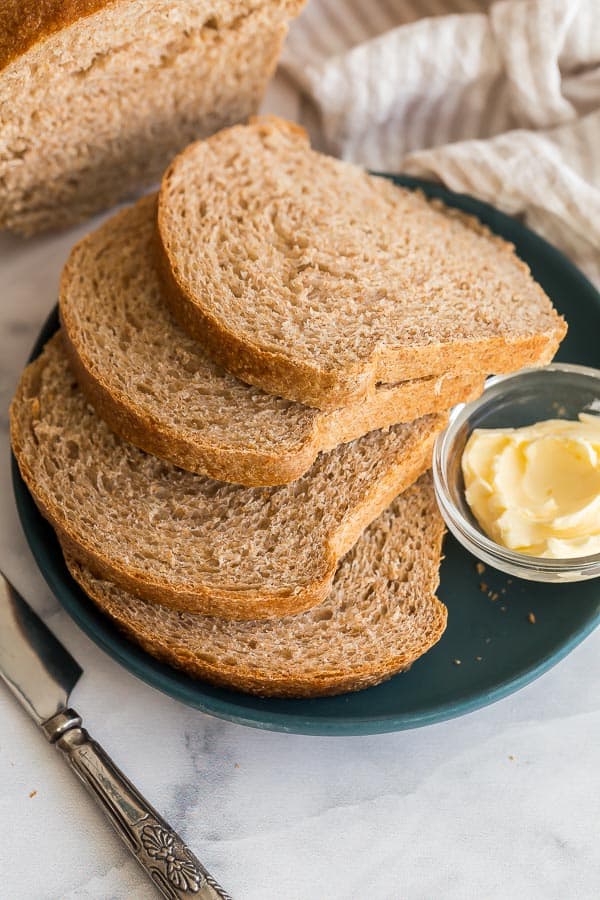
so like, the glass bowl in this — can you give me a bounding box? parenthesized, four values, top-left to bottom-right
(433, 363, 600, 582)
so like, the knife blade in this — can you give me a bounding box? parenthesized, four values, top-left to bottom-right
(0, 571, 232, 900)
(0, 574, 82, 724)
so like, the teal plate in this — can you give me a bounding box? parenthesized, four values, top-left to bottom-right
(12, 177, 600, 735)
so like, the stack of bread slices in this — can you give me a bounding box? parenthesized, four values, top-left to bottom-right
(10, 117, 566, 698)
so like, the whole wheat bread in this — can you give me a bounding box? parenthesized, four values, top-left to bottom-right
(157, 116, 567, 410)
(0, 2, 303, 235)
(10, 334, 445, 619)
(64, 473, 447, 698)
(60, 195, 484, 486)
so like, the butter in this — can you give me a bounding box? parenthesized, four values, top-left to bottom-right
(462, 414, 600, 559)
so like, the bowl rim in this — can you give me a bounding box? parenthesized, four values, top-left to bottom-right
(433, 362, 600, 576)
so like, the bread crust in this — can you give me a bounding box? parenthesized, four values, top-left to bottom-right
(0, 0, 115, 71)
(10, 338, 444, 620)
(0, 0, 305, 72)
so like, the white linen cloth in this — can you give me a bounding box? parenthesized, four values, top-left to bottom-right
(280, 0, 600, 283)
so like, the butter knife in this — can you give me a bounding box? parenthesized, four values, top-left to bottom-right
(0, 570, 232, 900)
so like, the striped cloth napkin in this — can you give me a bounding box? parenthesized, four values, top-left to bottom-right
(280, 0, 600, 284)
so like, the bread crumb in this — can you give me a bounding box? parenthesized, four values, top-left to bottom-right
(453, 658, 462, 666)
(480, 582, 488, 593)
(476, 562, 485, 575)
(508, 755, 515, 761)
(528, 612, 536, 624)
(500, 605, 507, 612)
(29, 790, 37, 799)
(475, 656, 482, 662)
(234, 763, 240, 769)
(490, 592, 499, 602)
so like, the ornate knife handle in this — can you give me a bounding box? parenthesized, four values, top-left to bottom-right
(43, 709, 232, 900)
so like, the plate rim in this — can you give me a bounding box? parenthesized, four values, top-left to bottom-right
(11, 177, 600, 736)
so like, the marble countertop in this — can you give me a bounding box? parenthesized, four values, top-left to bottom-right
(1, 80, 599, 900)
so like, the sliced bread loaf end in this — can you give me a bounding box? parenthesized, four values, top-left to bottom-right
(0, 3, 304, 234)
(64, 473, 448, 698)
(157, 116, 566, 409)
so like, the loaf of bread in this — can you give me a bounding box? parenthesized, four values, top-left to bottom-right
(0, 1, 303, 234)
(64, 473, 447, 698)
(10, 333, 445, 620)
(60, 194, 484, 485)
(157, 116, 567, 409)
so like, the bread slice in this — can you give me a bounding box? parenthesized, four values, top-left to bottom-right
(157, 116, 567, 410)
(0, 2, 303, 235)
(64, 473, 447, 698)
(60, 194, 484, 486)
(10, 334, 445, 619)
